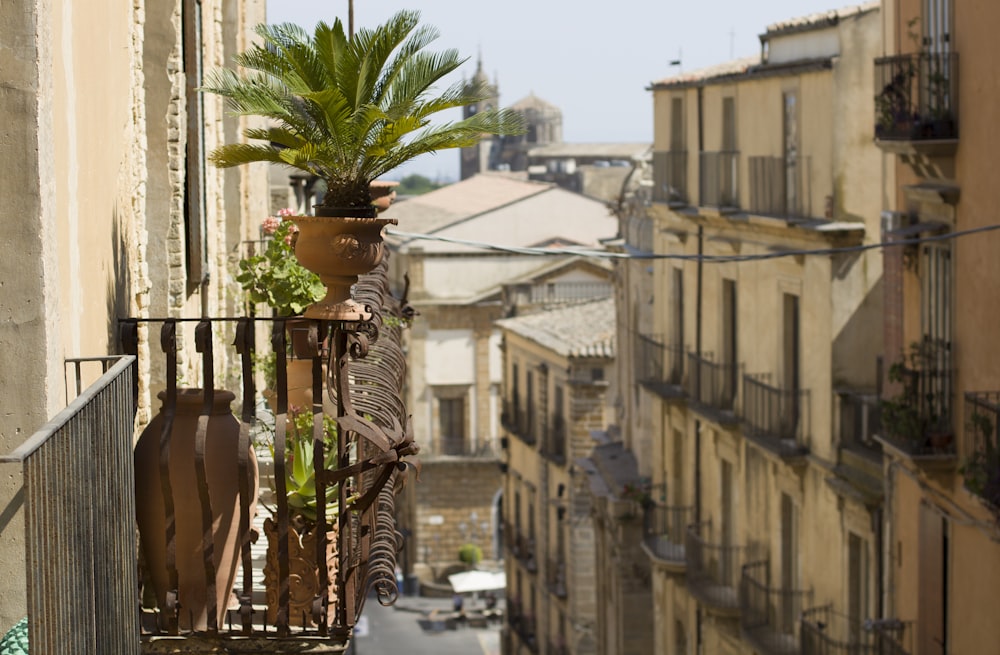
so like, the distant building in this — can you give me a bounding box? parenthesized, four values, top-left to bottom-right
(386, 173, 616, 586)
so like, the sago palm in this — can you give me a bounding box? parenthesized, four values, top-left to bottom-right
(203, 10, 524, 209)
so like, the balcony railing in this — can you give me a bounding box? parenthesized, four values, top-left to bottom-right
(507, 598, 538, 653)
(879, 339, 954, 456)
(699, 150, 739, 208)
(515, 533, 537, 571)
(643, 504, 693, 567)
(739, 560, 813, 655)
(653, 150, 688, 204)
(801, 606, 911, 655)
(635, 333, 685, 397)
(742, 374, 810, 458)
(748, 156, 810, 218)
(962, 391, 1000, 507)
(0, 356, 140, 655)
(544, 414, 567, 464)
(502, 397, 536, 445)
(546, 556, 568, 598)
(874, 52, 959, 142)
(686, 521, 759, 613)
(505, 281, 613, 309)
(685, 352, 740, 420)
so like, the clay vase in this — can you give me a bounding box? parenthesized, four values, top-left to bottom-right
(262, 517, 338, 627)
(292, 211, 397, 322)
(134, 389, 259, 632)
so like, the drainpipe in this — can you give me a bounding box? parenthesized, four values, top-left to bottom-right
(694, 84, 706, 655)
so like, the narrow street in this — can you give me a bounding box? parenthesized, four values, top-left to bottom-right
(350, 595, 501, 655)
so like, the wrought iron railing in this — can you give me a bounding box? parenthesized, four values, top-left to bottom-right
(117, 256, 413, 646)
(515, 532, 538, 571)
(699, 150, 739, 208)
(748, 155, 810, 218)
(643, 504, 693, 565)
(546, 556, 568, 598)
(545, 414, 567, 464)
(874, 52, 959, 141)
(502, 397, 535, 445)
(739, 560, 813, 654)
(635, 333, 685, 396)
(0, 356, 139, 655)
(685, 521, 759, 612)
(508, 603, 538, 654)
(801, 606, 911, 655)
(742, 374, 810, 457)
(962, 391, 1000, 506)
(653, 150, 688, 204)
(685, 352, 740, 417)
(879, 339, 953, 456)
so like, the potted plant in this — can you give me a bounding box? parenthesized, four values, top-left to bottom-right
(961, 411, 1000, 516)
(260, 407, 340, 627)
(204, 10, 524, 320)
(880, 341, 953, 452)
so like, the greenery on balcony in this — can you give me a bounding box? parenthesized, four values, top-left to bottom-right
(961, 393, 1000, 514)
(879, 341, 954, 455)
(874, 52, 958, 142)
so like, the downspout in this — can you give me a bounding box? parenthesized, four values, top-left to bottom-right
(694, 82, 705, 655)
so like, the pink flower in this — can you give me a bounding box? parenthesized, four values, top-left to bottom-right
(261, 215, 281, 235)
(277, 207, 295, 217)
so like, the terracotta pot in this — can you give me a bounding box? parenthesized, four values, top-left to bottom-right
(292, 213, 397, 321)
(262, 517, 338, 627)
(134, 389, 259, 632)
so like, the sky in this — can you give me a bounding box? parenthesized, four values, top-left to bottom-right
(265, 0, 867, 182)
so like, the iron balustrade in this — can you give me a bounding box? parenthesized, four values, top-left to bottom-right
(879, 339, 954, 456)
(643, 504, 693, 565)
(742, 374, 811, 457)
(653, 150, 689, 204)
(545, 556, 568, 598)
(515, 532, 538, 571)
(699, 151, 739, 208)
(635, 333, 685, 396)
(0, 356, 140, 655)
(115, 255, 412, 646)
(502, 397, 534, 444)
(874, 52, 959, 141)
(748, 156, 809, 218)
(962, 391, 1000, 504)
(685, 521, 759, 612)
(545, 414, 567, 464)
(739, 560, 813, 655)
(801, 606, 911, 655)
(685, 352, 740, 417)
(505, 281, 613, 308)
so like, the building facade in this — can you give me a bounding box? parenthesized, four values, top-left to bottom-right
(0, 0, 267, 631)
(498, 298, 617, 655)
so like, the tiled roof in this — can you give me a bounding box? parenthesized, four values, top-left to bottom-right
(496, 298, 615, 359)
(763, 1, 879, 38)
(510, 92, 561, 113)
(651, 55, 758, 87)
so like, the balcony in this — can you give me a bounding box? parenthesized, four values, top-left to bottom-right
(685, 521, 760, 615)
(642, 504, 693, 572)
(878, 340, 954, 460)
(699, 150, 739, 209)
(742, 374, 810, 460)
(653, 150, 688, 205)
(801, 606, 911, 655)
(543, 413, 567, 464)
(739, 560, 813, 655)
(874, 52, 959, 154)
(504, 280, 613, 310)
(685, 352, 740, 424)
(502, 398, 536, 446)
(545, 556, 568, 598)
(507, 598, 538, 653)
(962, 392, 1000, 509)
(635, 333, 685, 399)
(748, 156, 811, 219)
(514, 532, 538, 572)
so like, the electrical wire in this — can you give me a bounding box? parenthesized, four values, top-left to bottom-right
(386, 221, 1000, 264)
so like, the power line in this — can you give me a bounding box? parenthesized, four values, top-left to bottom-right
(386, 222, 1000, 264)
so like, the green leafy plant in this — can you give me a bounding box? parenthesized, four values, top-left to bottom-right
(961, 412, 1000, 509)
(203, 10, 524, 210)
(457, 543, 483, 566)
(263, 408, 339, 527)
(237, 216, 325, 317)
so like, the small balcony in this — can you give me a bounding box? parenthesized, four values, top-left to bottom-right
(642, 504, 693, 572)
(502, 397, 536, 446)
(514, 533, 538, 572)
(747, 156, 811, 219)
(801, 606, 911, 655)
(874, 52, 959, 154)
(635, 333, 685, 399)
(685, 352, 740, 423)
(507, 599, 538, 654)
(653, 150, 689, 205)
(739, 560, 813, 655)
(962, 391, 1000, 509)
(699, 150, 739, 209)
(543, 413, 567, 464)
(742, 374, 810, 459)
(545, 556, 568, 598)
(878, 340, 954, 459)
(685, 521, 760, 615)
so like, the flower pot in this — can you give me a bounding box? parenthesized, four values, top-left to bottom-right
(262, 517, 338, 627)
(292, 212, 397, 321)
(134, 389, 259, 632)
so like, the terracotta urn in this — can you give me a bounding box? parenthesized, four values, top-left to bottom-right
(134, 389, 259, 632)
(292, 212, 397, 321)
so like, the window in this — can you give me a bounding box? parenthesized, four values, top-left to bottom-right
(722, 96, 736, 151)
(780, 493, 799, 632)
(782, 293, 802, 436)
(670, 97, 684, 151)
(722, 279, 738, 406)
(847, 532, 870, 641)
(439, 397, 465, 455)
